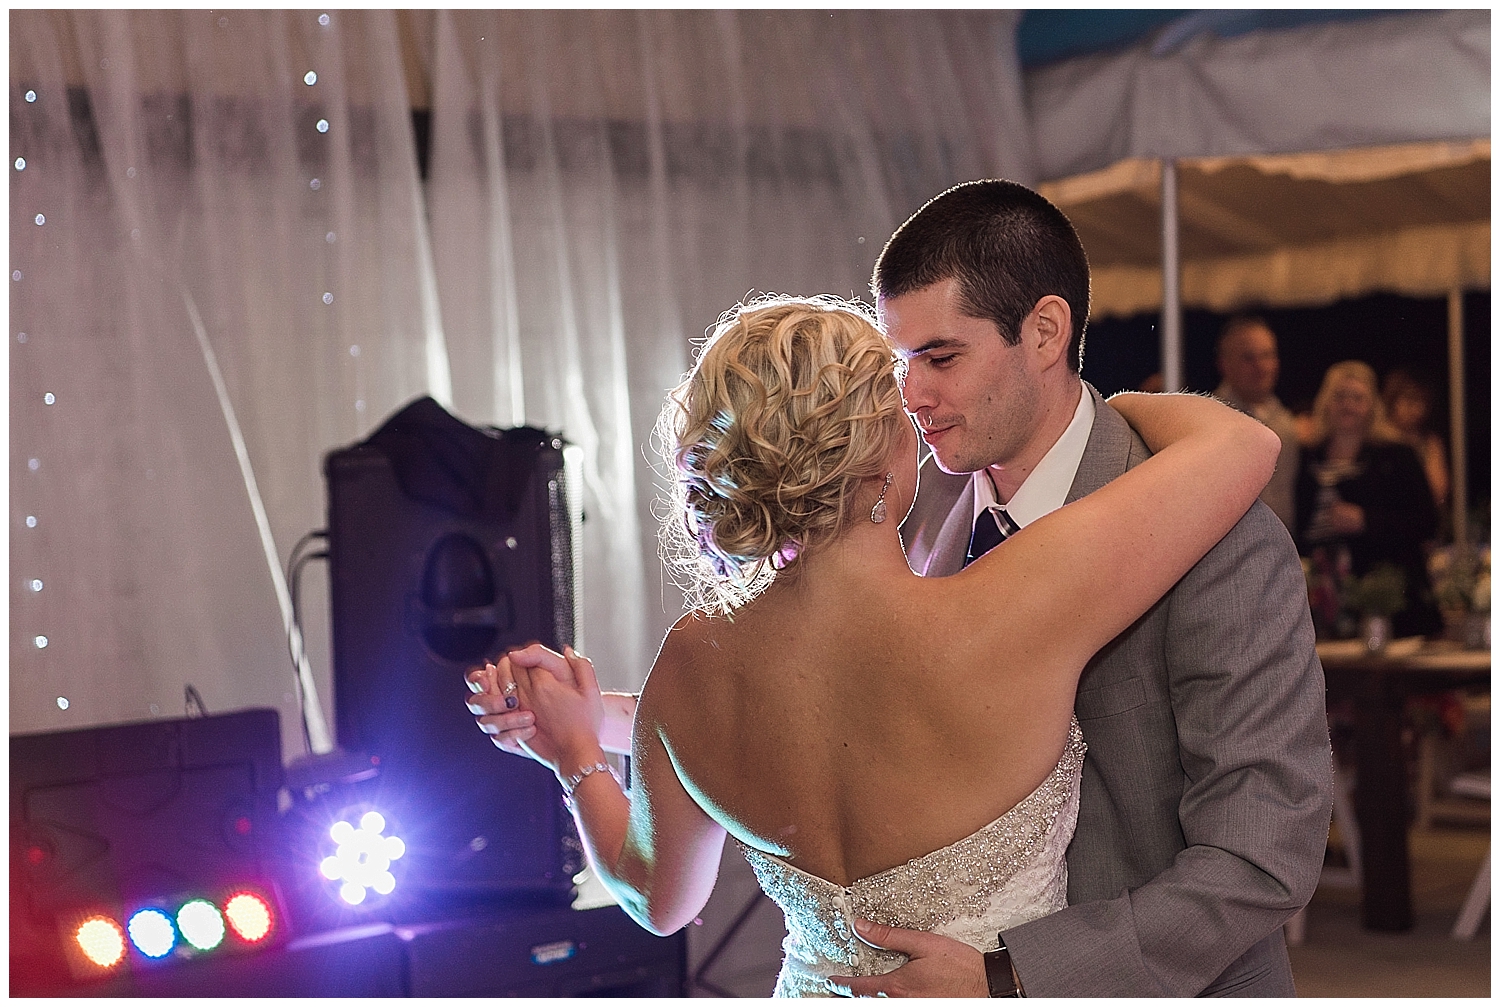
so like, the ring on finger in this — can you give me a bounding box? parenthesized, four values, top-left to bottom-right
(503, 680, 517, 695)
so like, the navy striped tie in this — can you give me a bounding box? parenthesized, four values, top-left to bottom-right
(964, 507, 1019, 568)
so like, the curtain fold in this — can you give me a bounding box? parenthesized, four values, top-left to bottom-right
(426, 10, 1031, 689)
(11, 10, 1031, 737)
(11, 10, 446, 755)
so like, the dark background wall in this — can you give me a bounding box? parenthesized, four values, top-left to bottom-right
(1081, 290, 1491, 517)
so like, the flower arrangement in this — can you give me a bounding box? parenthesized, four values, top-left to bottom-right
(1343, 564, 1407, 618)
(1429, 543, 1490, 614)
(1428, 542, 1490, 649)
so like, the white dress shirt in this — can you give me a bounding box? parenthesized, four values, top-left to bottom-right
(973, 386, 1096, 529)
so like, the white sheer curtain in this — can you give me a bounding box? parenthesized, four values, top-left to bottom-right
(11, 10, 442, 756)
(10, 10, 1032, 750)
(426, 10, 1033, 690)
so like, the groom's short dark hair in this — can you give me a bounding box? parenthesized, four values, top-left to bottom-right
(872, 180, 1090, 373)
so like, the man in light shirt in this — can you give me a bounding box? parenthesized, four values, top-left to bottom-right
(1214, 316, 1300, 534)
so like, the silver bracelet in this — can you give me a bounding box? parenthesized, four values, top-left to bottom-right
(560, 761, 618, 807)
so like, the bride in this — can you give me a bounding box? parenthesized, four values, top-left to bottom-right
(466, 296, 1278, 997)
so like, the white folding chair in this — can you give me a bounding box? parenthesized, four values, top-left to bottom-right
(1449, 772, 1491, 940)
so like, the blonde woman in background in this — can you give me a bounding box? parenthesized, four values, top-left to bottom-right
(1296, 360, 1441, 637)
(466, 296, 1280, 997)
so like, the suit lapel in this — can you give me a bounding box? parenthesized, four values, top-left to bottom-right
(900, 454, 974, 577)
(904, 382, 1146, 576)
(925, 478, 977, 576)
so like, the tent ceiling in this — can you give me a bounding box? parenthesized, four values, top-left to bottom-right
(1038, 141, 1491, 318)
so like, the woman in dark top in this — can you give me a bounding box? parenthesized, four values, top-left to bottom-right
(1296, 360, 1441, 638)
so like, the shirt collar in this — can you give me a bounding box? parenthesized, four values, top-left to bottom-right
(973, 387, 1095, 529)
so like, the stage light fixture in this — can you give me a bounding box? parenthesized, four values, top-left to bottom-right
(74, 916, 126, 968)
(127, 908, 176, 958)
(176, 899, 226, 951)
(223, 891, 274, 943)
(320, 809, 405, 905)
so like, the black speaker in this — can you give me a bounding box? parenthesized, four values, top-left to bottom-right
(324, 397, 578, 902)
(10, 709, 289, 994)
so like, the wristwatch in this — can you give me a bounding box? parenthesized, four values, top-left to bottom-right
(983, 936, 1024, 997)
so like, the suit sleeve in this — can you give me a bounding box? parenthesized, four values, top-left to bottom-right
(1000, 505, 1334, 995)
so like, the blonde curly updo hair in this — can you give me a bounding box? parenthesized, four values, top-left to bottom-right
(659, 295, 908, 614)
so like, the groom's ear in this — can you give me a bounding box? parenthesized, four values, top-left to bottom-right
(1026, 295, 1073, 369)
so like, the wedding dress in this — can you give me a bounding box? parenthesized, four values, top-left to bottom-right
(738, 718, 1085, 997)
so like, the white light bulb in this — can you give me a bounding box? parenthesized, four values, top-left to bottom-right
(56, 696, 69, 709)
(330, 820, 354, 844)
(340, 882, 365, 905)
(384, 836, 405, 860)
(316, 119, 329, 133)
(31, 579, 43, 592)
(34, 214, 45, 226)
(320, 856, 343, 880)
(25, 90, 37, 103)
(304, 71, 317, 85)
(14, 157, 24, 171)
(318, 13, 330, 26)
(373, 872, 396, 896)
(35, 635, 48, 649)
(361, 811, 385, 834)
(43, 392, 55, 404)
(26, 516, 37, 528)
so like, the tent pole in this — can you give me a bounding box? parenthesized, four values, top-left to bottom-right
(1160, 158, 1183, 392)
(1447, 288, 1468, 547)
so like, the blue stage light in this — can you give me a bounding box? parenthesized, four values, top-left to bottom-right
(320, 809, 405, 905)
(127, 908, 176, 958)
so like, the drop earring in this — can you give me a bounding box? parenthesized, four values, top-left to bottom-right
(869, 472, 894, 524)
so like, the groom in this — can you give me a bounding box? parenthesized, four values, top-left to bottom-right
(834, 180, 1332, 996)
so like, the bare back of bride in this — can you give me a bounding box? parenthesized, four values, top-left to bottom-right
(468, 296, 1278, 996)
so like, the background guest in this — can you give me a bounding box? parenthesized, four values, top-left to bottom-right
(1215, 316, 1300, 533)
(1296, 360, 1441, 638)
(1382, 368, 1451, 514)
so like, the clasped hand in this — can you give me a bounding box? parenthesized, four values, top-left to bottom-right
(465, 643, 605, 776)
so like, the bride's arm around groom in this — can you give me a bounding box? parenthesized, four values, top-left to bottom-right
(864, 390, 1331, 997)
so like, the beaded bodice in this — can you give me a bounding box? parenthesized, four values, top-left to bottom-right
(738, 719, 1085, 997)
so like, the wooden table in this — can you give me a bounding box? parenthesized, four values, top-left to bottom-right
(1317, 637, 1490, 931)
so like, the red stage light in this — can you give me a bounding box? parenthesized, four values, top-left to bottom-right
(223, 892, 273, 943)
(26, 845, 48, 866)
(74, 916, 126, 968)
(233, 816, 252, 835)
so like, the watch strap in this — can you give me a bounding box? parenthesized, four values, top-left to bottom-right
(983, 937, 1023, 997)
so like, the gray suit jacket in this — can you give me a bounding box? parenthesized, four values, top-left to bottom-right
(901, 384, 1332, 996)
